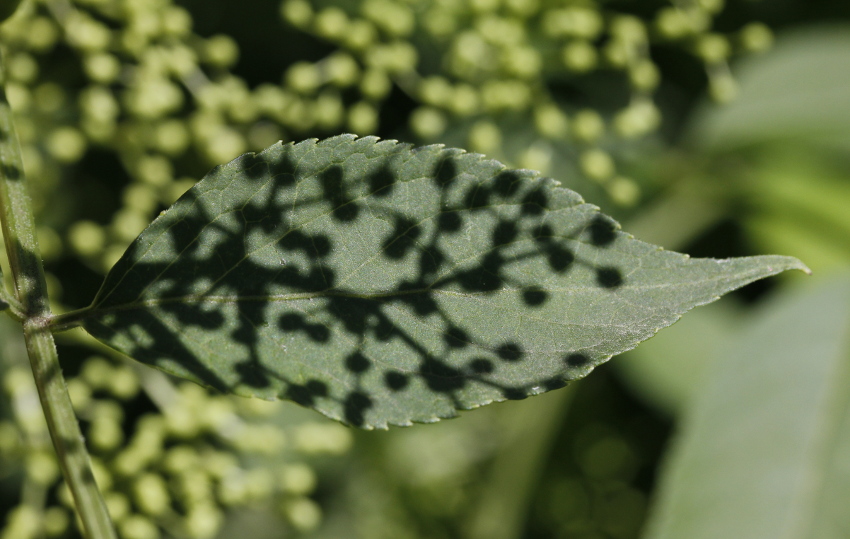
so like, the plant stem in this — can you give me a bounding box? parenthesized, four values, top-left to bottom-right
(0, 49, 117, 539)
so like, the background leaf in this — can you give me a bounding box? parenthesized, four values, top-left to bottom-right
(74, 135, 806, 428)
(642, 273, 850, 539)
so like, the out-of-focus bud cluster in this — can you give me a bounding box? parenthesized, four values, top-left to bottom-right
(280, 0, 771, 206)
(0, 345, 352, 539)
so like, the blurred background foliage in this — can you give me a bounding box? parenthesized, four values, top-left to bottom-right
(0, 0, 849, 538)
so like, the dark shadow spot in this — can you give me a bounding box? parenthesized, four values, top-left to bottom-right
(437, 211, 463, 232)
(235, 360, 271, 388)
(589, 215, 617, 246)
(420, 358, 466, 392)
(333, 202, 360, 221)
(2, 164, 21, 181)
(384, 371, 409, 391)
(465, 185, 491, 210)
(597, 267, 623, 288)
(279, 313, 331, 343)
(344, 391, 372, 427)
(345, 351, 371, 373)
(493, 220, 518, 245)
(237, 153, 267, 180)
(534, 224, 554, 241)
(433, 156, 457, 186)
(546, 244, 575, 273)
(369, 165, 395, 197)
(319, 165, 360, 222)
(496, 342, 524, 361)
(419, 248, 446, 276)
(383, 217, 422, 259)
(502, 388, 528, 400)
(287, 381, 327, 406)
(443, 325, 470, 349)
(521, 189, 548, 215)
(457, 252, 504, 292)
(469, 358, 494, 374)
(565, 353, 590, 367)
(542, 377, 567, 391)
(522, 287, 549, 307)
(492, 170, 521, 197)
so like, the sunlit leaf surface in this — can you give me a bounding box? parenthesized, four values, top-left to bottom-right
(75, 135, 807, 428)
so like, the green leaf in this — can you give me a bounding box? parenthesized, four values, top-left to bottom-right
(72, 135, 808, 428)
(643, 273, 850, 539)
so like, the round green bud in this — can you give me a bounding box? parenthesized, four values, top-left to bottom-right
(242, 468, 274, 500)
(68, 221, 106, 258)
(26, 451, 60, 485)
(348, 101, 379, 134)
(418, 76, 453, 106)
(314, 7, 349, 40)
(7, 53, 38, 83)
(362, 0, 414, 37)
(698, 0, 725, 14)
(0, 421, 21, 455)
(112, 208, 151, 243)
(423, 8, 457, 38)
(44, 507, 70, 537)
(655, 7, 707, 39)
(83, 53, 122, 84)
(501, 46, 542, 79)
(542, 7, 603, 39)
(37, 226, 63, 262)
(104, 492, 130, 523)
(609, 15, 647, 44)
(572, 109, 605, 143)
(90, 415, 125, 452)
(66, 13, 112, 52)
(127, 77, 184, 119)
(739, 22, 773, 53)
(505, 0, 540, 18)
(164, 445, 200, 475)
(133, 473, 171, 516)
(468, 120, 502, 154)
(203, 34, 239, 68)
(185, 504, 223, 539)
(294, 422, 353, 454)
(2, 505, 41, 539)
(118, 515, 160, 539)
(46, 127, 87, 164)
(603, 38, 632, 69)
(26, 17, 60, 52)
(343, 19, 378, 50)
(283, 497, 322, 532)
(34, 83, 66, 114)
(469, 0, 499, 13)
(280, 0, 313, 28)
(519, 142, 552, 172)
(708, 70, 738, 103)
(153, 120, 190, 156)
(80, 356, 113, 388)
(325, 52, 360, 87)
(110, 366, 141, 400)
(449, 84, 480, 116)
(580, 148, 615, 181)
(534, 103, 569, 139)
(65, 378, 92, 411)
(613, 100, 661, 138)
(286, 61, 322, 94)
(365, 41, 418, 74)
(561, 40, 597, 72)
(248, 121, 283, 151)
(481, 79, 530, 111)
(629, 60, 660, 91)
(359, 68, 391, 100)
(4, 82, 30, 113)
(314, 90, 344, 129)
(201, 450, 239, 479)
(176, 468, 214, 507)
(279, 463, 317, 495)
(410, 106, 447, 139)
(449, 31, 492, 78)
(478, 15, 526, 46)
(162, 6, 193, 36)
(696, 33, 731, 64)
(205, 127, 247, 165)
(608, 176, 641, 207)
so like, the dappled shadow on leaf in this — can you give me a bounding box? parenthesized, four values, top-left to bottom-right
(82, 136, 630, 428)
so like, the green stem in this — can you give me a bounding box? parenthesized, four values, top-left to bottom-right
(0, 49, 117, 539)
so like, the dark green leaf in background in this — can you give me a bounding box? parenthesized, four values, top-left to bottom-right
(69, 135, 807, 428)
